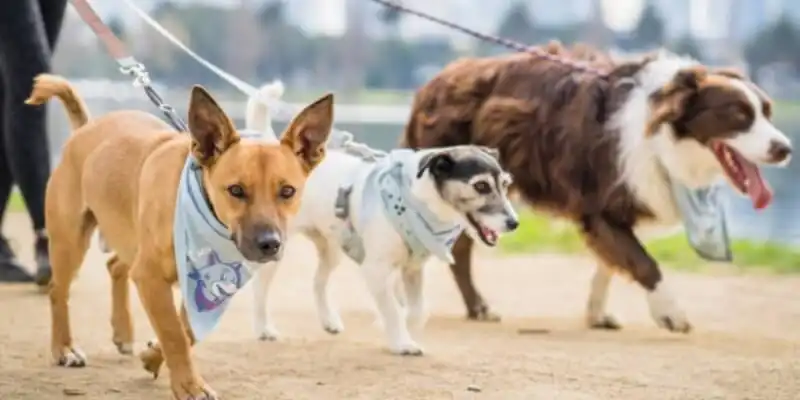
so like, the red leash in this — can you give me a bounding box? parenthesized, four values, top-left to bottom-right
(368, 0, 610, 78)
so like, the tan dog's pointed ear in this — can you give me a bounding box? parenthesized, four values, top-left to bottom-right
(281, 93, 334, 172)
(187, 85, 240, 165)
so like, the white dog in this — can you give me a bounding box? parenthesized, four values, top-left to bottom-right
(247, 83, 519, 355)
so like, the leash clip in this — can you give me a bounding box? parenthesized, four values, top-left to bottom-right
(120, 62, 152, 87)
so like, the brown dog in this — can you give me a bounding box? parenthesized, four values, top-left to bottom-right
(28, 74, 333, 399)
(404, 46, 791, 330)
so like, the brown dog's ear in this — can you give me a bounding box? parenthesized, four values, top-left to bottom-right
(646, 67, 707, 135)
(280, 93, 334, 172)
(187, 85, 240, 165)
(714, 68, 745, 80)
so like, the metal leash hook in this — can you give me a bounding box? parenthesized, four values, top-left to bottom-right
(68, 0, 189, 132)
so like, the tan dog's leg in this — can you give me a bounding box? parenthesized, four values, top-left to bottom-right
(106, 254, 134, 354)
(131, 260, 214, 399)
(140, 304, 195, 378)
(49, 213, 94, 367)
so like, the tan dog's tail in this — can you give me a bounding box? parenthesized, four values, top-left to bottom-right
(25, 74, 90, 131)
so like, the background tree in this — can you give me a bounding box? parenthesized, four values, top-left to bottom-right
(745, 15, 800, 75)
(671, 34, 703, 60)
(630, 3, 665, 50)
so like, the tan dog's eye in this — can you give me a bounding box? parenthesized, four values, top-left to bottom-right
(227, 184, 246, 199)
(279, 185, 296, 199)
(473, 181, 491, 194)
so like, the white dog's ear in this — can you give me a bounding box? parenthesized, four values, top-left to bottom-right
(478, 146, 500, 161)
(417, 151, 455, 179)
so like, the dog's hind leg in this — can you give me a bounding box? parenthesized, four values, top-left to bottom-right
(585, 262, 621, 330)
(449, 234, 500, 322)
(252, 261, 281, 341)
(48, 207, 95, 367)
(363, 260, 423, 356)
(308, 231, 344, 335)
(106, 254, 134, 354)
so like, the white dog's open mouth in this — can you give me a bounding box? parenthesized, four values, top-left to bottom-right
(711, 141, 772, 210)
(466, 213, 498, 246)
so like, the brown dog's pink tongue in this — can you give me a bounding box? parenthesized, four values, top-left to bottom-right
(737, 154, 773, 210)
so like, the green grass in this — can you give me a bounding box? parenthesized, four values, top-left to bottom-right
(501, 211, 800, 274)
(7, 191, 25, 213)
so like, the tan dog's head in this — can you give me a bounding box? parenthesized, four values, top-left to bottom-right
(187, 86, 333, 262)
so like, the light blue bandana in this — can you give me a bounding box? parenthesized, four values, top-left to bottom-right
(335, 149, 464, 265)
(672, 181, 732, 262)
(173, 132, 265, 342)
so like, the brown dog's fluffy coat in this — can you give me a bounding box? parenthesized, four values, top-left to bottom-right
(30, 74, 333, 399)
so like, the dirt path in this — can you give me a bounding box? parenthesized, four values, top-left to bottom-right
(1, 212, 799, 400)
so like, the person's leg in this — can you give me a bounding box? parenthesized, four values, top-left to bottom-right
(37, 0, 68, 50)
(0, 77, 34, 283)
(0, 0, 60, 286)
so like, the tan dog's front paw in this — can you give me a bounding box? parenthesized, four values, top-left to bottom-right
(53, 346, 87, 367)
(139, 340, 164, 378)
(170, 372, 218, 400)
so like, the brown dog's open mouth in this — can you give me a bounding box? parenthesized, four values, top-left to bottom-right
(466, 213, 498, 247)
(711, 141, 772, 210)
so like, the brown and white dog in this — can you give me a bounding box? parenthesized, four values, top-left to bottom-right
(27, 74, 333, 399)
(404, 46, 792, 332)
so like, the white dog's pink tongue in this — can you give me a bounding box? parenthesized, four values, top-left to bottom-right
(738, 155, 773, 210)
(481, 227, 497, 244)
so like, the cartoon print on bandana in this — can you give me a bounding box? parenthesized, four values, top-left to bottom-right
(186, 248, 246, 312)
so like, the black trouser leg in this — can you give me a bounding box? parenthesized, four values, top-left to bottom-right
(0, 0, 66, 285)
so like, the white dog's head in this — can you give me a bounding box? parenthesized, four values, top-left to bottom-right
(410, 146, 518, 247)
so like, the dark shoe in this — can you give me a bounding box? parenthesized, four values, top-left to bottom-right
(0, 236, 34, 283)
(34, 231, 51, 287)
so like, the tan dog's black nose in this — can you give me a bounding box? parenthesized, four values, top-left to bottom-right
(768, 140, 792, 164)
(256, 231, 282, 256)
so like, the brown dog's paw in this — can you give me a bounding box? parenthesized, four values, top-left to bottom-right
(170, 372, 218, 400)
(54, 346, 87, 367)
(467, 305, 501, 323)
(139, 341, 164, 379)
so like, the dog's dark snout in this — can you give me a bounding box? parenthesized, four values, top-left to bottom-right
(768, 140, 792, 163)
(505, 218, 519, 232)
(255, 230, 282, 256)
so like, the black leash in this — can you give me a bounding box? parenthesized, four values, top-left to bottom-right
(68, 0, 189, 132)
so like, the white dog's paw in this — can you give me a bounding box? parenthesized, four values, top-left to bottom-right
(406, 310, 428, 332)
(388, 339, 424, 356)
(647, 284, 691, 333)
(256, 324, 281, 341)
(320, 313, 345, 335)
